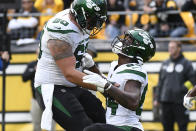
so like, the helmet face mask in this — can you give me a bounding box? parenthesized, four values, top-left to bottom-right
(71, 0, 107, 36)
(111, 29, 156, 63)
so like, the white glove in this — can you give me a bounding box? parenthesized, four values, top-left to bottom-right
(183, 93, 194, 109)
(82, 53, 95, 68)
(101, 73, 107, 79)
(83, 70, 112, 93)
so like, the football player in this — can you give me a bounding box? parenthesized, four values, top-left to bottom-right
(184, 85, 196, 109)
(83, 29, 156, 131)
(34, 0, 107, 131)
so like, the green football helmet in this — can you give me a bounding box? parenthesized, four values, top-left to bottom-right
(71, 0, 107, 36)
(111, 29, 156, 63)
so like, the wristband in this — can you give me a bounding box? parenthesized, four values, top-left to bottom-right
(104, 82, 112, 91)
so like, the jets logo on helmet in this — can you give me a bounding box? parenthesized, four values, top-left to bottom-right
(86, 0, 101, 11)
(138, 32, 154, 49)
(111, 28, 156, 63)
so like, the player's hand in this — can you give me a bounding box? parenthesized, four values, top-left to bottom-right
(183, 93, 194, 109)
(82, 53, 95, 68)
(83, 70, 112, 93)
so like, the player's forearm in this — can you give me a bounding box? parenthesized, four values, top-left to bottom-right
(64, 69, 97, 91)
(88, 64, 102, 75)
(107, 86, 139, 110)
(48, 40, 97, 91)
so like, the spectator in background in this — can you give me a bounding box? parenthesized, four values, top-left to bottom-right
(136, 0, 145, 11)
(8, 0, 38, 46)
(105, 0, 127, 39)
(175, 0, 186, 8)
(34, 0, 64, 33)
(133, 0, 158, 31)
(181, 0, 196, 33)
(144, 0, 187, 37)
(124, 0, 138, 11)
(22, 49, 56, 131)
(154, 41, 196, 131)
(62, 0, 73, 9)
(0, 51, 10, 70)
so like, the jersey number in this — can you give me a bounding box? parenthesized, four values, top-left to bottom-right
(138, 32, 154, 49)
(107, 97, 118, 115)
(74, 43, 87, 68)
(52, 18, 69, 26)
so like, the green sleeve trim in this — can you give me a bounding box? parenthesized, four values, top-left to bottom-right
(136, 84, 148, 116)
(116, 69, 146, 79)
(38, 30, 44, 59)
(47, 27, 78, 34)
(36, 86, 42, 94)
(107, 98, 118, 115)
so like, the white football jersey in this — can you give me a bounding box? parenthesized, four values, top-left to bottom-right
(35, 9, 89, 87)
(106, 61, 148, 131)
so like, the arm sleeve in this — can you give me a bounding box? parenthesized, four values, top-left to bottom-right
(8, 19, 23, 29)
(156, 64, 164, 102)
(22, 63, 36, 82)
(17, 17, 38, 28)
(46, 21, 74, 44)
(118, 69, 146, 85)
(185, 61, 196, 85)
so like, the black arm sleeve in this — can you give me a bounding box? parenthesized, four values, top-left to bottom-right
(22, 61, 37, 82)
(185, 60, 196, 85)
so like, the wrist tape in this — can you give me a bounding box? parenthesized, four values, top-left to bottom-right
(104, 82, 112, 91)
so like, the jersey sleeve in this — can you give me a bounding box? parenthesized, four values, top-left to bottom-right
(45, 18, 78, 45)
(116, 66, 147, 85)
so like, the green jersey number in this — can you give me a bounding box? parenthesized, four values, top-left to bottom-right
(107, 97, 118, 115)
(74, 44, 86, 68)
(38, 29, 44, 59)
(52, 18, 69, 26)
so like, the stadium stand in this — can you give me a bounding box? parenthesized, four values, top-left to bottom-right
(180, 12, 196, 39)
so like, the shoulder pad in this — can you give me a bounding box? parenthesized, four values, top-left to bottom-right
(46, 18, 78, 35)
